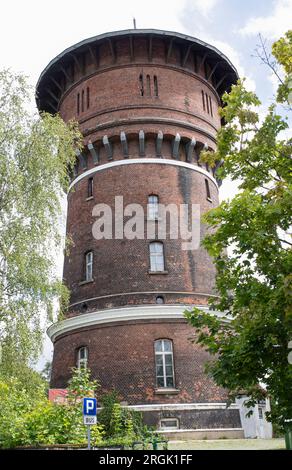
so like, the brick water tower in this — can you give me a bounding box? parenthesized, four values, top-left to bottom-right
(37, 29, 243, 437)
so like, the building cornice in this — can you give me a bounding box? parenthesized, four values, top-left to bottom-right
(68, 158, 219, 192)
(47, 304, 230, 342)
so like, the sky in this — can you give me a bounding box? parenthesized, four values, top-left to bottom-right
(1, 0, 291, 369)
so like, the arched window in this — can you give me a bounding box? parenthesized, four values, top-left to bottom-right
(149, 242, 164, 272)
(148, 195, 159, 220)
(87, 177, 93, 198)
(209, 96, 213, 117)
(77, 93, 80, 115)
(156, 295, 165, 304)
(154, 75, 159, 97)
(201, 90, 205, 111)
(77, 346, 88, 370)
(205, 92, 210, 114)
(146, 75, 151, 96)
(154, 339, 175, 388)
(85, 251, 93, 281)
(139, 74, 144, 96)
(86, 87, 90, 109)
(205, 178, 211, 200)
(81, 89, 85, 112)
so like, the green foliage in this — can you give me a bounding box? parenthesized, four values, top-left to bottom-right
(0, 368, 103, 448)
(272, 30, 292, 104)
(0, 69, 82, 374)
(186, 32, 292, 429)
(0, 368, 154, 449)
(98, 390, 153, 447)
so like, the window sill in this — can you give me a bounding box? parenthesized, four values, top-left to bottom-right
(86, 196, 94, 201)
(154, 388, 180, 395)
(146, 217, 162, 222)
(148, 270, 168, 275)
(79, 279, 94, 286)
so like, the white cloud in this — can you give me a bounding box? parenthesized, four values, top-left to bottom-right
(189, 0, 219, 17)
(239, 0, 292, 39)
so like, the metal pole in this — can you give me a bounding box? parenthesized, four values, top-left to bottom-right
(87, 425, 91, 450)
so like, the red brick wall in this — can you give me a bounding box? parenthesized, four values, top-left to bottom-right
(64, 163, 218, 314)
(48, 32, 230, 408)
(51, 319, 229, 405)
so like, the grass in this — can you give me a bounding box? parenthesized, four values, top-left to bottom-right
(168, 438, 286, 450)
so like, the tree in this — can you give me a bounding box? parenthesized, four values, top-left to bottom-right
(0, 69, 82, 380)
(185, 31, 292, 428)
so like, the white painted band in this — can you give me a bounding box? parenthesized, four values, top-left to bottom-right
(69, 158, 218, 192)
(156, 428, 243, 433)
(47, 304, 229, 342)
(119, 402, 239, 412)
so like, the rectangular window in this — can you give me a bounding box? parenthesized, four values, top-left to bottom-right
(159, 418, 179, 430)
(150, 242, 165, 272)
(155, 339, 175, 388)
(85, 251, 93, 281)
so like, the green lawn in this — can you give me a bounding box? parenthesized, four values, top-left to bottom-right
(168, 438, 286, 450)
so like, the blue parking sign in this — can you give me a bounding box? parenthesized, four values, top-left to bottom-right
(83, 397, 97, 416)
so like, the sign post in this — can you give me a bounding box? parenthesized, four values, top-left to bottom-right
(83, 397, 97, 450)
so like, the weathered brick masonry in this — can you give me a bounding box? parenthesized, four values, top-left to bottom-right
(37, 29, 241, 435)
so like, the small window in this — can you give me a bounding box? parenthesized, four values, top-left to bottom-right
(205, 179, 211, 200)
(87, 87, 90, 109)
(156, 296, 165, 304)
(155, 339, 175, 388)
(88, 177, 93, 198)
(154, 75, 159, 97)
(205, 92, 210, 114)
(209, 96, 213, 117)
(139, 74, 144, 96)
(77, 93, 80, 115)
(81, 89, 84, 112)
(258, 407, 264, 420)
(77, 346, 88, 370)
(149, 242, 165, 272)
(146, 75, 151, 96)
(148, 195, 159, 220)
(201, 90, 205, 111)
(159, 418, 179, 430)
(85, 251, 93, 281)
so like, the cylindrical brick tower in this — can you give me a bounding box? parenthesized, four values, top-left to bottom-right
(37, 29, 242, 437)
